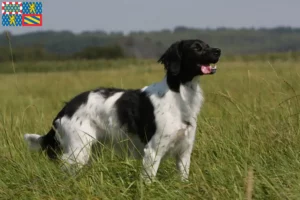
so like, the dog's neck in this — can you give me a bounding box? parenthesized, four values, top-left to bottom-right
(165, 71, 198, 93)
(162, 76, 204, 124)
(179, 77, 203, 122)
(165, 72, 201, 91)
(166, 74, 181, 92)
(143, 76, 203, 126)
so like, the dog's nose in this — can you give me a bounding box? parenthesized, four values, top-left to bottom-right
(212, 48, 221, 56)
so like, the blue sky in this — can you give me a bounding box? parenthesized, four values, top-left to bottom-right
(1, 0, 300, 35)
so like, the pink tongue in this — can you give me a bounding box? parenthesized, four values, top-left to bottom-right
(201, 65, 211, 74)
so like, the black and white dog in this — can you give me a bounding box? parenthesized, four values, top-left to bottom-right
(24, 39, 221, 182)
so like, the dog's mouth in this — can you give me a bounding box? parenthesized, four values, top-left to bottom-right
(198, 64, 217, 75)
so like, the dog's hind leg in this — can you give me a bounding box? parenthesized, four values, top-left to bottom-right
(57, 118, 97, 172)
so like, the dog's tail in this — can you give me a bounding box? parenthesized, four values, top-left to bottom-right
(24, 128, 60, 159)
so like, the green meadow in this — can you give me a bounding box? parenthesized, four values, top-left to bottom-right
(0, 59, 300, 199)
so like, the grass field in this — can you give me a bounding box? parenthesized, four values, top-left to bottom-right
(1, 59, 300, 199)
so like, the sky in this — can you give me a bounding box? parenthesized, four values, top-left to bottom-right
(1, 0, 300, 35)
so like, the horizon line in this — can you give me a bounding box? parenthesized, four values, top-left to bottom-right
(2, 25, 300, 36)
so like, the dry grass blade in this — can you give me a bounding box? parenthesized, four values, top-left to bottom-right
(245, 167, 254, 200)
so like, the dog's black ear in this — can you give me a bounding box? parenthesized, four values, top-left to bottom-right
(158, 41, 182, 76)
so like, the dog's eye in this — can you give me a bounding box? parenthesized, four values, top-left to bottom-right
(194, 46, 202, 51)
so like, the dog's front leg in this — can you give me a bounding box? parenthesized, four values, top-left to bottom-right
(176, 126, 196, 181)
(141, 133, 172, 184)
(176, 149, 192, 181)
(141, 145, 163, 183)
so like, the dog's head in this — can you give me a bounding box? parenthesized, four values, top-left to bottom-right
(158, 39, 221, 87)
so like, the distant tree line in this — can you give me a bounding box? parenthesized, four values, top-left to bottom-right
(0, 45, 125, 62)
(0, 26, 300, 62)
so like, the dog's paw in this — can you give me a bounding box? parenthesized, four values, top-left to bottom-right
(140, 173, 156, 185)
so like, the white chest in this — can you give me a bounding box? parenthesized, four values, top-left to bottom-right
(144, 77, 203, 141)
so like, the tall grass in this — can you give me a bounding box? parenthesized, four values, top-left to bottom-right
(0, 60, 300, 199)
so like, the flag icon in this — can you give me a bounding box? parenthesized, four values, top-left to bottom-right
(1, 2, 43, 27)
(1, 2, 22, 14)
(2, 14, 22, 26)
(22, 2, 42, 14)
(22, 14, 42, 26)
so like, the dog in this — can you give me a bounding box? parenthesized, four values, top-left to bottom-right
(24, 39, 221, 182)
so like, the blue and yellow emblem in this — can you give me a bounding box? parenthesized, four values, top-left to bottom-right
(2, 14, 22, 26)
(22, 2, 42, 14)
(1, 2, 43, 27)
(22, 14, 42, 26)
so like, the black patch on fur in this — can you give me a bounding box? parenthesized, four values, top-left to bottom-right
(115, 90, 156, 144)
(56, 91, 90, 119)
(40, 128, 61, 159)
(95, 88, 125, 99)
(166, 75, 180, 92)
(183, 120, 191, 126)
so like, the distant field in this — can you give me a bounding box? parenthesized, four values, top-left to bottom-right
(0, 59, 300, 199)
(0, 59, 155, 73)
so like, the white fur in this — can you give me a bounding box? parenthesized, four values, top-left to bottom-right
(24, 134, 43, 150)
